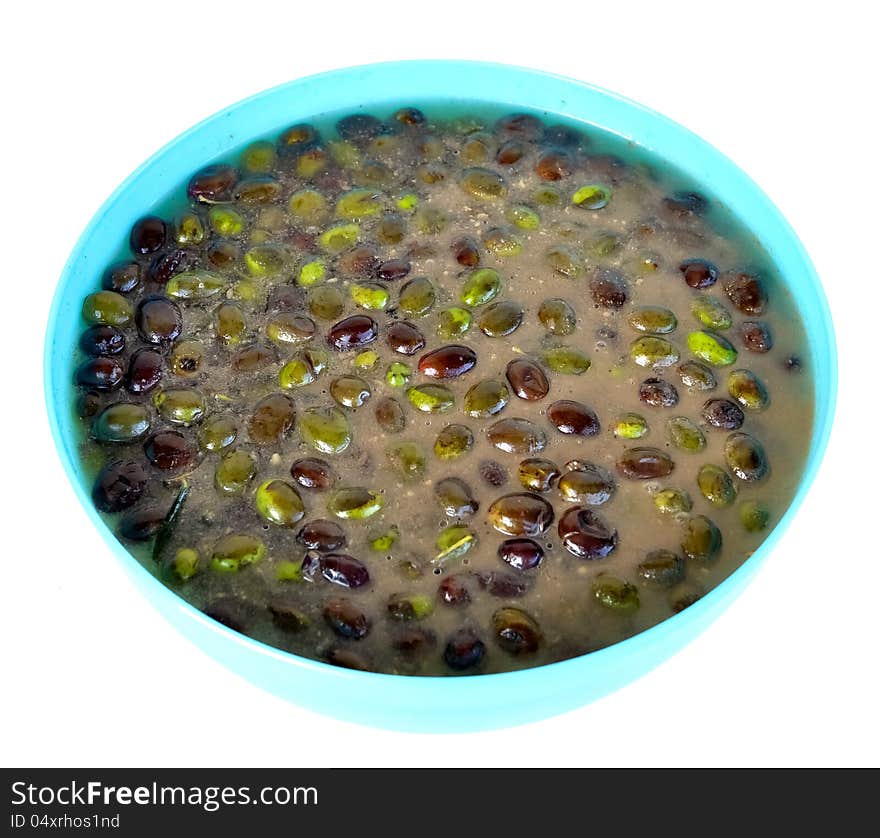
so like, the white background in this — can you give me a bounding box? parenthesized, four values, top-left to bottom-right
(3, 0, 877, 767)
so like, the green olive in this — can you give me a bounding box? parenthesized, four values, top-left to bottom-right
(506, 204, 540, 230)
(681, 514, 722, 562)
(463, 379, 509, 418)
(240, 140, 276, 174)
(666, 416, 706, 452)
(437, 307, 472, 338)
(740, 500, 770, 532)
(637, 550, 685, 588)
(613, 413, 649, 440)
(208, 206, 245, 237)
(517, 458, 560, 492)
(542, 346, 591, 375)
(214, 450, 257, 495)
(369, 525, 400, 551)
(386, 362, 412, 389)
(727, 369, 770, 410)
(407, 384, 455, 413)
(175, 212, 206, 246)
(387, 593, 435, 621)
(434, 424, 474, 460)
(170, 340, 205, 377)
(589, 233, 622, 257)
(165, 270, 226, 301)
(266, 313, 315, 345)
(697, 464, 737, 507)
(388, 441, 427, 479)
(545, 245, 581, 278)
(335, 188, 384, 220)
(628, 306, 677, 334)
(299, 407, 352, 454)
(93, 403, 150, 442)
(308, 285, 345, 320)
(460, 167, 507, 199)
(351, 283, 390, 310)
(82, 291, 133, 326)
(210, 533, 265, 572)
(319, 223, 360, 253)
(413, 207, 447, 235)
(297, 259, 327, 287)
(654, 488, 692, 515)
(328, 487, 385, 519)
(255, 479, 305, 527)
(215, 303, 246, 346)
(434, 525, 477, 563)
(592, 574, 639, 612)
(153, 388, 205, 426)
(538, 299, 577, 335)
(692, 298, 733, 330)
(687, 331, 738, 366)
(398, 277, 436, 317)
(244, 244, 287, 277)
(279, 351, 322, 389)
(630, 336, 680, 368)
(171, 547, 200, 581)
(354, 349, 380, 372)
(198, 416, 237, 452)
(572, 184, 611, 210)
(288, 189, 329, 224)
(724, 432, 769, 482)
(482, 227, 522, 257)
(460, 268, 501, 306)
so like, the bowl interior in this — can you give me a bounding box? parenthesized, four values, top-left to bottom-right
(44, 61, 836, 731)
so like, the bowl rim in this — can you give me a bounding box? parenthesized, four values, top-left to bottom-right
(43, 59, 837, 722)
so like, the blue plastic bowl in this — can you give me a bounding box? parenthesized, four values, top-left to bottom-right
(44, 61, 836, 732)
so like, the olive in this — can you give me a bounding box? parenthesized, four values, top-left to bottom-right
(464, 379, 510, 417)
(198, 416, 237, 452)
(267, 600, 309, 634)
(728, 369, 769, 410)
(320, 553, 370, 588)
(438, 575, 472, 606)
(309, 285, 346, 320)
(335, 188, 384, 221)
(558, 464, 615, 505)
(299, 407, 352, 455)
(418, 345, 477, 379)
(487, 418, 547, 455)
(517, 458, 560, 492)
(687, 330, 738, 366)
(444, 628, 485, 670)
(617, 447, 674, 479)
(740, 500, 770, 532)
(613, 413, 649, 439)
(324, 598, 370, 640)
(102, 261, 141, 294)
(487, 493, 554, 536)
(93, 402, 150, 443)
(681, 515, 722, 562)
(174, 212, 207, 246)
(278, 349, 325, 389)
(153, 388, 204, 426)
(279, 123, 319, 150)
(374, 258, 411, 282)
(148, 247, 198, 284)
(691, 297, 732, 330)
(324, 647, 372, 670)
(666, 416, 706, 452)
(460, 268, 502, 308)
(121, 349, 161, 395)
(482, 226, 522, 257)
(654, 488, 692, 515)
(324, 315, 377, 352)
(354, 349, 380, 372)
(546, 245, 581, 278)
(387, 593, 434, 622)
(82, 291, 133, 326)
(372, 396, 405, 434)
(724, 432, 769, 481)
(495, 140, 525, 164)
(327, 487, 384, 519)
(639, 377, 679, 407)
(589, 267, 628, 309)
(392, 627, 437, 654)
(478, 300, 523, 337)
(542, 346, 591, 375)
(244, 245, 287, 279)
(327, 375, 369, 409)
(337, 113, 385, 141)
(461, 132, 494, 164)
(535, 187, 562, 208)
(387, 321, 426, 355)
(165, 270, 226, 301)
(264, 313, 315, 346)
(434, 477, 478, 518)
(494, 112, 543, 139)
(187, 164, 238, 203)
(393, 106, 425, 125)
(79, 325, 125, 358)
(291, 457, 337, 491)
(493, 608, 541, 654)
(739, 321, 773, 353)
(679, 258, 718, 289)
(558, 507, 618, 559)
(386, 362, 411, 388)
(498, 538, 544, 571)
(572, 184, 612, 210)
(74, 356, 123, 391)
(479, 460, 508, 488)
(535, 148, 574, 181)
(210, 533, 265, 572)
(288, 188, 329, 225)
(434, 424, 474, 460)
(145, 429, 198, 473)
(452, 236, 481, 267)
(203, 596, 254, 633)
(538, 298, 576, 335)
(547, 402, 602, 441)
(388, 441, 427, 480)
(407, 383, 455, 414)
(637, 550, 686, 588)
(92, 460, 148, 512)
(628, 306, 677, 334)
(459, 167, 507, 199)
(725, 272, 768, 314)
(502, 360, 549, 404)
(435, 525, 477, 562)
(168, 341, 204, 377)
(214, 449, 256, 495)
(702, 398, 744, 430)
(697, 464, 737, 507)
(239, 140, 276, 174)
(118, 506, 166, 542)
(376, 215, 407, 246)
(231, 344, 278, 372)
(129, 215, 166, 255)
(478, 571, 531, 598)
(294, 521, 344, 556)
(210, 206, 244, 238)
(255, 479, 305, 527)
(593, 575, 640, 613)
(437, 307, 472, 339)
(630, 336, 679, 369)
(134, 296, 182, 346)
(678, 360, 717, 390)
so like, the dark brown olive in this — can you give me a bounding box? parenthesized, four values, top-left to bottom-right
(393, 107, 426, 126)
(79, 325, 125, 357)
(144, 430, 197, 473)
(147, 248, 197, 284)
(505, 358, 549, 401)
(336, 245, 379, 278)
(232, 344, 278, 372)
(102, 261, 141, 294)
(663, 191, 709, 217)
(374, 258, 411, 281)
(589, 267, 628, 309)
(392, 627, 436, 653)
(444, 627, 485, 670)
(725, 272, 767, 314)
(495, 140, 525, 164)
(557, 507, 618, 559)
(498, 538, 544, 570)
(337, 113, 385, 141)
(129, 215, 166, 255)
(702, 398, 745, 430)
(487, 418, 547, 454)
(75, 357, 124, 391)
(477, 571, 531, 598)
(386, 320, 425, 355)
(374, 395, 406, 434)
(452, 236, 481, 267)
(323, 597, 370, 639)
(637, 549, 686, 588)
(203, 596, 254, 633)
(126, 348, 163, 394)
(248, 393, 296, 445)
(639, 378, 679, 407)
(92, 460, 148, 512)
(324, 647, 372, 670)
(267, 599, 309, 633)
(547, 400, 600, 436)
(297, 519, 346, 552)
(135, 296, 182, 345)
(679, 258, 718, 289)
(739, 321, 773, 353)
(327, 315, 379, 351)
(320, 554, 370, 588)
(616, 447, 674, 479)
(479, 460, 508, 487)
(418, 345, 477, 379)
(535, 148, 574, 181)
(487, 492, 554, 536)
(118, 506, 166, 541)
(496, 112, 544, 140)
(206, 242, 240, 269)
(291, 457, 337, 491)
(187, 164, 238, 203)
(438, 575, 472, 606)
(493, 608, 541, 654)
